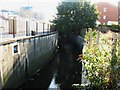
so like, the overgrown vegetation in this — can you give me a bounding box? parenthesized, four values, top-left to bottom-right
(98, 25, 120, 33)
(82, 30, 120, 89)
(99, 24, 120, 29)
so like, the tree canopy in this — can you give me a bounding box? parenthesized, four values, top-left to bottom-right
(52, 1, 98, 34)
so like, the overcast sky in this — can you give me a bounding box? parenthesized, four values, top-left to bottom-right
(0, 0, 119, 21)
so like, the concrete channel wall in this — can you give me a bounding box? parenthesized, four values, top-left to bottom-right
(0, 32, 58, 89)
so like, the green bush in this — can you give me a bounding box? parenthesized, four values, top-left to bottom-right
(82, 30, 120, 89)
(98, 25, 120, 33)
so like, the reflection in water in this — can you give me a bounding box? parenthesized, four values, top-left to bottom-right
(20, 54, 59, 89)
(54, 34, 83, 90)
(20, 33, 84, 89)
(48, 75, 59, 89)
(55, 50, 82, 89)
(20, 52, 82, 89)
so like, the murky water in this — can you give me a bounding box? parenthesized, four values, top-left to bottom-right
(20, 51, 82, 90)
(19, 53, 59, 89)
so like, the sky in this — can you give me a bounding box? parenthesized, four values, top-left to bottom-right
(0, 0, 119, 21)
(0, 0, 61, 21)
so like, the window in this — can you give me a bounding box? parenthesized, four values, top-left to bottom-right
(14, 45, 18, 53)
(103, 7, 107, 12)
(103, 15, 106, 19)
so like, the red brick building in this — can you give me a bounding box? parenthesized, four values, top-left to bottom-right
(118, 1, 120, 24)
(96, 2, 118, 25)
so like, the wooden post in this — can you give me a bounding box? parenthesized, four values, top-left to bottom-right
(118, 33, 120, 58)
(110, 32, 118, 88)
(111, 33, 117, 56)
(89, 28, 92, 45)
(96, 30, 100, 44)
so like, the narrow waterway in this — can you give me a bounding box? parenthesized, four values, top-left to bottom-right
(20, 51, 82, 90)
(19, 53, 59, 89)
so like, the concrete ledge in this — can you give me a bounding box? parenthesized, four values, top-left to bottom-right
(0, 32, 57, 45)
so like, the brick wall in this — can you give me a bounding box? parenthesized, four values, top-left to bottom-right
(118, 1, 120, 24)
(96, 2, 118, 24)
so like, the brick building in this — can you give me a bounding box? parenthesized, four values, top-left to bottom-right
(118, 1, 120, 24)
(96, 2, 118, 25)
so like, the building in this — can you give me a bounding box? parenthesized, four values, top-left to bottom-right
(118, 1, 120, 24)
(19, 6, 33, 18)
(96, 2, 118, 25)
(33, 12, 44, 20)
(0, 10, 19, 18)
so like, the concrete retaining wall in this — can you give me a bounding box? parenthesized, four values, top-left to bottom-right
(0, 32, 58, 88)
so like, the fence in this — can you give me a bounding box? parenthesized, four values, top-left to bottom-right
(0, 16, 52, 40)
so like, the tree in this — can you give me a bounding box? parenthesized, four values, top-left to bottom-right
(52, 1, 98, 34)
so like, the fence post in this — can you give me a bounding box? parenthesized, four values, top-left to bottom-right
(36, 22, 38, 34)
(0, 18, 3, 40)
(110, 32, 118, 88)
(43, 23, 45, 34)
(96, 30, 100, 44)
(118, 33, 120, 57)
(26, 21, 29, 36)
(89, 28, 92, 45)
(13, 18, 15, 38)
(47, 24, 49, 32)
